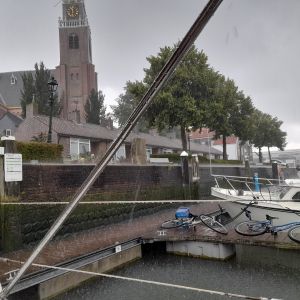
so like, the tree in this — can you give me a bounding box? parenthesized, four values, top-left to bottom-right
(265, 117, 287, 162)
(20, 72, 35, 118)
(85, 89, 109, 126)
(205, 75, 240, 159)
(20, 62, 61, 117)
(139, 44, 210, 150)
(111, 81, 148, 132)
(251, 110, 287, 163)
(231, 92, 255, 160)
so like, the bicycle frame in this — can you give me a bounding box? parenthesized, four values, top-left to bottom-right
(271, 221, 300, 233)
(180, 217, 196, 228)
(243, 214, 300, 235)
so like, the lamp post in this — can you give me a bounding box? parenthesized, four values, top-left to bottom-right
(47, 77, 58, 143)
(187, 126, 192, 153)
(180, 150, 190, 199)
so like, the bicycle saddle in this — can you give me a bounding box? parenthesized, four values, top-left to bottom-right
(266, 214, 279, 220)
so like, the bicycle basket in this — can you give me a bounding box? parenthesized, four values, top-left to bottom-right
(175, 207, 190, 219)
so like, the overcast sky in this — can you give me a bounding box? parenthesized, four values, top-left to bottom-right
(0, 0, 299, 149)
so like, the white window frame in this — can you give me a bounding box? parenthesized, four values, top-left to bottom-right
(146, 147, 152, 161)
(70, 138, 91, 160)
(113, 144, 126, 162)
(10, 74, 16, 85)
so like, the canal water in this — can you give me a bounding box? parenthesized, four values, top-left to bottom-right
(54, 250, 300, 300)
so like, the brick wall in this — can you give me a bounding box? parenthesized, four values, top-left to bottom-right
(20, 164, 183, 202)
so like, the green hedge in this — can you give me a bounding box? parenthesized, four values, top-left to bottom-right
(16, 142, 63, 161)
(150, 153, 242, 165)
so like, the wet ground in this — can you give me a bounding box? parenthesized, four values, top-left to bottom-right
(54, 252, 300, 300)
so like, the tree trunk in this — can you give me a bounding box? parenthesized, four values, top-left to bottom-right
(222, 135, 227, 160)
(258, 147, 262, 163)
(180, 125, 188, 151)
(268, 146, 272, 163)
(239, 142, 242, 161)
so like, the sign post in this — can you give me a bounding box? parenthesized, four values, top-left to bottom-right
(4, 154, 22, 182)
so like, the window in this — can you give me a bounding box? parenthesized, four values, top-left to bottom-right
(114, 144, 126, 162)
(146, 148, 152, 161)
(4, 129, 11, 136)
(69, 33, 79, 49)
(10, 74, 17, 85)
(162, 149, 173, 154)
(70, 138, 90, 160)
(292, 192, 300, 202)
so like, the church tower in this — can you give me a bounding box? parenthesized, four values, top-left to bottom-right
(55, 0, 97, 122)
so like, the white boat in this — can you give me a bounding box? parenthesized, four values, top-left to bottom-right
(211, 175, 300, 225)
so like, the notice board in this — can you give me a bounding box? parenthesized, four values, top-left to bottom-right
(4, 153, 22, 182)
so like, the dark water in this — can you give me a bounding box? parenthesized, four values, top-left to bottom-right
(55, 252, 300, 300)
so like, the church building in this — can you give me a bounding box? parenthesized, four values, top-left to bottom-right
(55, 0, 98, 122)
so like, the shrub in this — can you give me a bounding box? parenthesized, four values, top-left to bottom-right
(16, 142, 63, 161)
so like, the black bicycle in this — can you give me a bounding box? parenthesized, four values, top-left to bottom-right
(161, 208, 228, 235)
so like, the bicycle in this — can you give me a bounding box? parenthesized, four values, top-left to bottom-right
(234, 211, 300, 243)
(161, 207, 228, 235)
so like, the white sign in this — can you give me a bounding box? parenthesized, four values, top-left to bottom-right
(115, 245, 122, 253)
(4, 153, 22, 182)
(0, 147, 4, 155)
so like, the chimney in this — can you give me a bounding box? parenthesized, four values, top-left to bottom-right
(26, 94, 38, 118)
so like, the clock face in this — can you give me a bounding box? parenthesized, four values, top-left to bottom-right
(67, 5, 79, 18)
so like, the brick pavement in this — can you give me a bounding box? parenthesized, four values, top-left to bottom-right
(0, 203, 218, 282)
(0, 203, 218, 283)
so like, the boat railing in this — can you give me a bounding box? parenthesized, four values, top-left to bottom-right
(211, 174, 283, 201)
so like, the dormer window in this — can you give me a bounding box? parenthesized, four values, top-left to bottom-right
(69, 33, 79, 49)
(10, 74, 17, 85)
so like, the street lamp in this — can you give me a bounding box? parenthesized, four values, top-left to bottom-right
(180, 150, 190, 199)
(187, 126, 192, 153)
(47, 77, 58, 143)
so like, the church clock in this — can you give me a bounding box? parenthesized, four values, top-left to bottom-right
(57, 0, 97, 122)
(67, 5, 79, 18)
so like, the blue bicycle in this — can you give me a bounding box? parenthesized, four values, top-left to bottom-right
(234, 212, 300, 243)
(161, 207, 228, 235)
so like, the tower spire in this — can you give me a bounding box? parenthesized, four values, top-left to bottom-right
(55, 0, 97, 122)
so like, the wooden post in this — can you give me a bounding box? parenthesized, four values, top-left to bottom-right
(0, 137, 22, 252)
(0, 155, 5, 199)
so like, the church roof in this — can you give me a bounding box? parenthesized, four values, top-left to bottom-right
(0, 70, 55, 108)
(0, 71, 24, 106)
(0, 103, 23, 124)
(0, 70, 33, 107)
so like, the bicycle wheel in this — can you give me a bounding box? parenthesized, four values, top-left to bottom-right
(161, 219, 182, 229)
(288, 226, 300, 243)
(235, 221, 267, 236)
(200, 215, 228, 235)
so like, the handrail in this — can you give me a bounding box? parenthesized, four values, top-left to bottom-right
(211, 174, 276, 185)
(212, 174, 288, 201)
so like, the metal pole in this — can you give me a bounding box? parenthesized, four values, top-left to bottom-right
(0, 0, 223, 297)
(47, 93, 54, 143)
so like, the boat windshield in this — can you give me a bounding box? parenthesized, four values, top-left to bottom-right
(279, 187, 291, 199)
